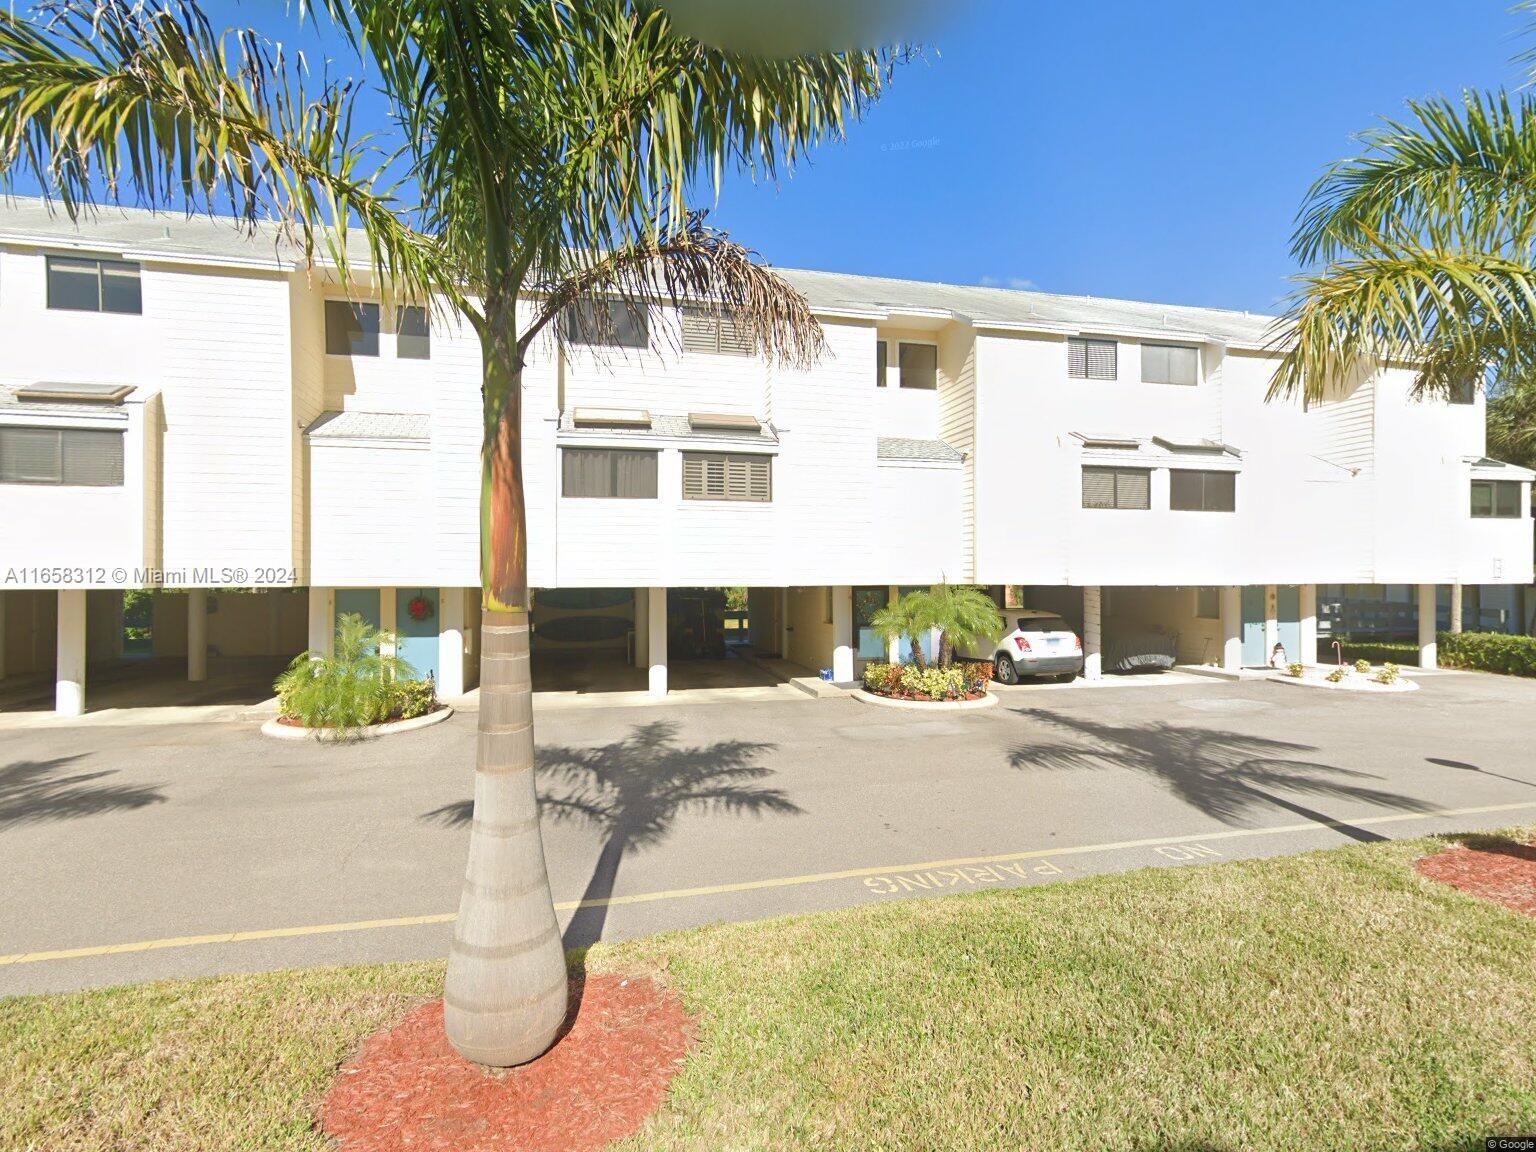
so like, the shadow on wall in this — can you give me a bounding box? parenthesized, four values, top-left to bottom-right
(0, 757, 166, 830)
(422, 720, 797, 949)
(1008, 709, 1433, 841)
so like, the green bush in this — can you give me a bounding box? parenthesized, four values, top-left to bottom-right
(1354, 658, 1372, 674)
(1374, 662, 1401, 685)
(861, 661, 991, 701)
(1326, 666, 1349, 684)
(391, 678, 439, 719)
(1437, 631, 1536, 677)
(1327, 637, 1420, 667)
(274, 613, 426, 730)
(1286, 662, 1305, 678)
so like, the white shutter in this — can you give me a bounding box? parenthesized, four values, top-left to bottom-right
(1068, 338, 1087, 378)
(680, 307, 718, 354)
(682, 452, 770, 501)
(1086, 339, 1117, 380)
(1082, 467, 1116, 508)
(60, 429, 124, 486)
(746, 456, 771, 500)
(1116, 469, 1150, 509)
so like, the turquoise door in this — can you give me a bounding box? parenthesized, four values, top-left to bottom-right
(1240, 586, 1266, 666)
(896, 585, 938, 664)
(1276, 586, 1301, 664)
(334, 588, 381, 632)
(395, 589, 440, 683)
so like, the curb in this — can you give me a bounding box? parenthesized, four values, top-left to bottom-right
(260, 705, 455, 742)
(850, 688, 999, 711)
(1269, 675, 1419, 695)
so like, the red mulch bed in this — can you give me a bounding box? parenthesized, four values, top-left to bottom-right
(1415, 837, 1536, 918)
(321, 973, 695, 1152)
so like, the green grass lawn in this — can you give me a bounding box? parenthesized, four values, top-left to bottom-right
(5, 835, 1536, 1151)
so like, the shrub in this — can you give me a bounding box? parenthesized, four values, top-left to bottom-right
(1327, 637, 1420, 667)
(274, 613, 419, 730)
(862, 661, 990, 701)
(1437, 631, 1536, 678)
(1287, 662, 1305, 678)
(1326, 666, 1349, 684)
(1374, 662, 1401, 685)
(390, 678, 439, 719)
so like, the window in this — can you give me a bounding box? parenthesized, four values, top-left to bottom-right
(1471, 479, 1522, 518)
(397, 305, 430, 360)
(682, 452, 771, 502)
(1194, 587, 1220, 620)
(325, 300, 380, 356)
(876, 340, 888, 387)
(561, 298, 649, 348)
(1082, 466, 1150, 509)
(1449, 379, 1477, 405)
(46, 256, 141, 314)
(1068, 337, 1117, 380)
(560, 448, 658, 498)
(0, 426, 124, 485)
(898, 342, 938, 389)
(1141, 343, 1199, 386)
(680, 306, 751, 355)
(1170, 469, 1236, 512)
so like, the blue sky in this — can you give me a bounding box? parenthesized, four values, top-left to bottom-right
(46, 2, 1536, 314)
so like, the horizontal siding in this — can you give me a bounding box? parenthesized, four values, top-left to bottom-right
(309, 443, 435, 585)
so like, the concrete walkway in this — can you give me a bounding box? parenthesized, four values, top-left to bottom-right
(2, 668, 1532, 995)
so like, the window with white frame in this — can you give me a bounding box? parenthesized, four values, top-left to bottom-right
(46, 256, 141, 314)
(1068, 337, 1117, 380)
(1081, 466, 1150, 510)
(898, 342, 938, 389)
(0, 425, 124, 485)
(680, 306, 751, 355)
(1170, 469, 1236, 512)
(325, 300, 380, 356)
(561, 448, 658, 498)
(397, 305, 431, 360)
(1470, 479, 1521, 518)
(1141, 343, 1199, 386)
(561, 298, 649, 348)
(682, 452, 771, 502)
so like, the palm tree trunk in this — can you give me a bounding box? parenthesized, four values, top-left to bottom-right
(908, 632, 926, 671)
(443, 305, 568, 1068)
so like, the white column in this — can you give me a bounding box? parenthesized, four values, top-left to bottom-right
(437, 587, 467, 697)
(831, 585, 854, 682)
(1299, 584, 1319, 666)
(1082, 586, 1103, 681)
(1418, 583, 1438, 669)
(56, 588, 86, 716)
(634, 587, 649, 668)
(780, 588, 791, 663)
(646, 586, 667, 696)
(379, 587, 397, 656)
(1220, 586, 1243, 671)
(886, 585, 901, 664)
(1263, 585, 1278, 663)
(1450, 583, 1463, 634)
(307, 587, 334, 656)
(186, 588, 208, 682)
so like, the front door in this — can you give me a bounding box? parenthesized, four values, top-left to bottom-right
(853, 586, 890, 671)
(334, 588, 381, 632)
(1240, 586, 1266, 666)
(395, 588, 440, 683)
(1275, 586, 1301, 664)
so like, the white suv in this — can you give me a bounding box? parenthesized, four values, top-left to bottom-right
(964, 609, 1084, 685)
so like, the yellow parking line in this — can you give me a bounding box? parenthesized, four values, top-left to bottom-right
(4, 799, 1534, 968)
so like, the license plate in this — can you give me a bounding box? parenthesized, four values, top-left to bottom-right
(1046, 638, 1061, 649)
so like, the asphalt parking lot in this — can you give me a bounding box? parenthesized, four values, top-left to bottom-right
(3, 668, 1534, 995)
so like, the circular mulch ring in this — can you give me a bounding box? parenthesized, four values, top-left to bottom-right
(1416, 838, 1536, 917)
(321, 973, 694, 1152)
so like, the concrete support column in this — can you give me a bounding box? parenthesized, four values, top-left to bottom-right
(887, 585, 902, 665)
(307, 587, 334, 656)
(438, 587, 467, 697)
(187, 588, 208, 682)
(379, 587, 397, 657)
(1220, 586, 1243, 672)
(1082, 586, 1103, 681)
(1263, 585, 1278, 663)
(1418, 583, 1438, 670)
(0, 590, 7, 681)
(831, 585, 854, 683)
(56, 588, 86, 716)
(1299, 584, 1319, 666)
(646, 587, 667, 696)
(634, 587, 649, 668)
(1450, 583, 1464, 634)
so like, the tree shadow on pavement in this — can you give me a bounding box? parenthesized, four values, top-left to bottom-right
(1426, 756, 1536, 791)
(1008, 709, 1433, 841)
(0, 757, 166, 830)
(422, 720, 798, 949)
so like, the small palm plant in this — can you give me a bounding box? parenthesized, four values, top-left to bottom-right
(870, 592, 931, 670)
(275, 613, 417, 731)
(906, 583, 1006, 669)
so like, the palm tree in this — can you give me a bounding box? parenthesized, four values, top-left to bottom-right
(906, 582, 1003, 669)
(0, 0, 898, 1066)
(869, 591, 929, 670)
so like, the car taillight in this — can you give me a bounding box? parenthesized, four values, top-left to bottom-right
(1014, 636, 1032, 652)
(1074, 636, 1083, 651)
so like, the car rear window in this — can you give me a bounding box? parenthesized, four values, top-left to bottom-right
(1018, 616, 1069, 633)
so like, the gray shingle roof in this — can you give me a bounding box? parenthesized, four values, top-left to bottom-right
(0, 198, 1284, 344)
(558, 411, 778, 445)
(306, 411, 429, 441)
(878, 437, 963, 463)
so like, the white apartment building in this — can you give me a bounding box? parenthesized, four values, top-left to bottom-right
(0, 199, 1530, 716)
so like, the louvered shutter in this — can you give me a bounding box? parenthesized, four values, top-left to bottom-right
(1116, 468, 1150, 509)
(715, 314, 752, 355)
(1081, 467, 1116, 508)
(680, 307, 719, 354)
(60, 429, 124, 486)
(1068, 338, 1087, 378)
(1086, 339, 1117, 380)
(0, 427, 62, 483)
(683, 453, 770, 501)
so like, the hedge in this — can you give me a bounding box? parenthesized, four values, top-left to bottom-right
(1327, 638, 1421, 667)
(1437, 630, 1536, 678)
